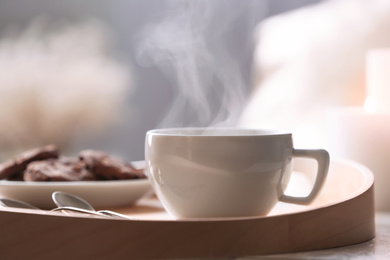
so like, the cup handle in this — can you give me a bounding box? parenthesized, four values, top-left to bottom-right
(280, 149, 330, 205)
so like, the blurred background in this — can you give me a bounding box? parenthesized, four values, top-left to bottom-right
(0, 0, 321, 160)
(2, 0, 390, 211)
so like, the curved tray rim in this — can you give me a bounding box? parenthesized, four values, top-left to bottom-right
(0, 158, 376, 259)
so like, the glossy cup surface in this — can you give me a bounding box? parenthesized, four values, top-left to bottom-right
(145, 128, 296, 219)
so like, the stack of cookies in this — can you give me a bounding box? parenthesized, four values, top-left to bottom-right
(0, 145, 146, 182)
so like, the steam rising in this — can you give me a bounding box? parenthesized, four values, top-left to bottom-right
(137, 0, 262, 128)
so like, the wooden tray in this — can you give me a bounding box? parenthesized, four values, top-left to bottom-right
(0, 159, 375, 260)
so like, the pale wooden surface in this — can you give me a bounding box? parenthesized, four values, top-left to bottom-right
(245, 212, 390, 260)
(0, 159, 376, 259)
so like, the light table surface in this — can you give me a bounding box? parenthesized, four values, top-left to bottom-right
(242, 213, 390, 260)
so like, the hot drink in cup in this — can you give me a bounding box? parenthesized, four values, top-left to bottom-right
(145, 128, 329, 219)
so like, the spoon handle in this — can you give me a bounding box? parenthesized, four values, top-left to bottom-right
(98, 210, 136, 220)
(51, 207, 136, 220)
(51, 206, 107, 217)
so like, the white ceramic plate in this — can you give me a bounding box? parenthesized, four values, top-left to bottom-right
(0, 161, 152, 210)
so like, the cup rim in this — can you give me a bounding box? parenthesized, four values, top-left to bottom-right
(146, 127, 291, 137)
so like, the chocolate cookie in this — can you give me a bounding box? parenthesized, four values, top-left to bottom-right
(24, 158, 97, 181)
(79, 150, 146, 180)
(0, 145, 59, 180)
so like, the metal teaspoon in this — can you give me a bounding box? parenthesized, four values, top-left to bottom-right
(52, 191, 135, 220)
(0, 197, 107, 217)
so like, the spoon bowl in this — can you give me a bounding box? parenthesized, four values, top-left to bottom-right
(0, 198, 40, 210)
(52, 191, 95, 211)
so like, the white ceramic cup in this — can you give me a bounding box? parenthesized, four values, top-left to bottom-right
(145, 128, 329, 219)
